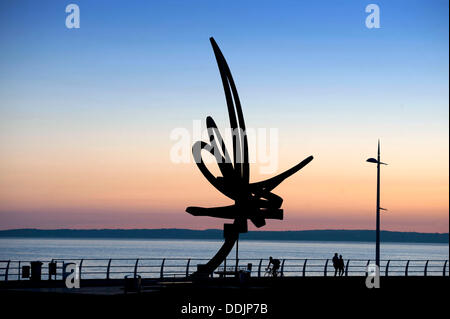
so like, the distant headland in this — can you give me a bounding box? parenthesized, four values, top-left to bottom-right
(0, 229, 447, 244)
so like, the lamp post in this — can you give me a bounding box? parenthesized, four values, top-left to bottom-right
(367, 140, 388, 267)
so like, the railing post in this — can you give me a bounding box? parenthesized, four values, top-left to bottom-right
(258, 259, 262, 278)
(235, 258, 239, 274)
(324, 259, 328, 277)
(365, 260, 370, 277)
(106, 259, 112, 280)
(224, 258, 226, 276)
(280, 259, 285, 277)
(18, 261, 21, 281)
(5, 260, 10, 282)
(79, 259, 84, 281)
(49, 258, 54, 281)
(185, 259, 191, 277)
(424, 260, 429, 276)
(134, 258, 139, 278)
(385, 260, 390, 277)
(302, 259, 308, 277)
(345, 259, 350, 276)
(443, 260, 448, 277)
(405, 260, 410, 277)
(160, 258, 165, 279)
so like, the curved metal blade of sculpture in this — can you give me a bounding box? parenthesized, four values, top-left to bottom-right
(186, 37, 314, 277)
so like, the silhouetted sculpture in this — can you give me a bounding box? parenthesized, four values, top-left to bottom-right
(186, 37, 314, 277)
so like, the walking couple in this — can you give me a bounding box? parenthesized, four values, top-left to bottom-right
(332, 253, 345, 276)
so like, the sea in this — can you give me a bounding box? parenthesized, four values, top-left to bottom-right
(0, 238, 448, 261)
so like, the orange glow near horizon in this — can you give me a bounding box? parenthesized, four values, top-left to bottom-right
(0, 127, 448, 233)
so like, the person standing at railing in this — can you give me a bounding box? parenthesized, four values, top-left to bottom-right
(338, 255, 345, 276)
(332, 253, 339, 276)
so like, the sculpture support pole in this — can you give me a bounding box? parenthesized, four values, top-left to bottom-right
(193, 224, 239, 277)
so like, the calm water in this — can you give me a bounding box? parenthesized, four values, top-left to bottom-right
(0, 238, 448, 261)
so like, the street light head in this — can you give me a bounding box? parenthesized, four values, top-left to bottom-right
(366, 158, 378, 164)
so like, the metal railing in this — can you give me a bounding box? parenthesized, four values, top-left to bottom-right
(0, 258, 448, 281)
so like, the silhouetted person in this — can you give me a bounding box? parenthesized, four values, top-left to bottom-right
(268, 256, 281, 277)
(338, 255, 345, 276)
(332, 253, 339, 276)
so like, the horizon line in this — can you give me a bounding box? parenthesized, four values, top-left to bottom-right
(0, 228, 448, 235)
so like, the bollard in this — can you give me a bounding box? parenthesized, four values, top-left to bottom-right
(124, 274, 141, 294)
(30, 261, 43, 282)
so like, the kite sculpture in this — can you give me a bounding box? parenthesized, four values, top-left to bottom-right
(186, 37, 313, 276)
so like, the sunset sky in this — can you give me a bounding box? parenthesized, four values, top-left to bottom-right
(0, 0, 448, 232)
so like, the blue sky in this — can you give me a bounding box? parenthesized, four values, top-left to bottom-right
(1, 0, 448, 118)
(0, 1, 448, 231)
(1, 0, 448, 151)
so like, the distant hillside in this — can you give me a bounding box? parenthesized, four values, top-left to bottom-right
(0, 229, 448, 243)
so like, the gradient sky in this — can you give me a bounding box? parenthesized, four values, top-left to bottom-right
(0, 0, 448, 232)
